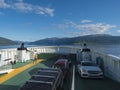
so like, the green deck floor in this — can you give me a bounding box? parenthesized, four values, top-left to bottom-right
(0, 54, 60, 90)
(12, 60, 32, 69)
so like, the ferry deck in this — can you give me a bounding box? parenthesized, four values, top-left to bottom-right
(0, 53, 120, 90)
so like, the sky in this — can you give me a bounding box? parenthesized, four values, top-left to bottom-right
(0, 0, 120, 41)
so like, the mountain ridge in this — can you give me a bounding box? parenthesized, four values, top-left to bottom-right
(30, 34, 120, 45)
(0, 34, 120, 46)
(0, 37, 17, 45)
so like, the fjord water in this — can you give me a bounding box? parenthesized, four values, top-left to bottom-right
(74, 44, 120, 57)
(88, 44, 120, 57)
(0, 45, 38, 49)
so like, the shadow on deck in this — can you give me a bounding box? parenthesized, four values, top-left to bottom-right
(0, 84, 19, 90)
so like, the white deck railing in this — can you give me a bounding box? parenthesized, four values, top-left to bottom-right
(91, 50, 120, 82)
(27, 46, 78, 54)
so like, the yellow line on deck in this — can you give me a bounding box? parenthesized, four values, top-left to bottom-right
(0, 59, 43, 84)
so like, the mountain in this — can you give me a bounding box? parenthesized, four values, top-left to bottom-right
(73, 34, 120, 44)
(0, 37, 17, 45)
(30, 34, 120, 45)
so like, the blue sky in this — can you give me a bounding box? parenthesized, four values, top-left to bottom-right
(0, 0, 120, 41)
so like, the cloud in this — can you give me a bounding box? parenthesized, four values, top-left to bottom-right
(58, 20, 116, 36)
(117, 30, 120, 32)
(0, 0, 10, 8)
(35, 6, 54, 17)
(75, 23, 116, 34)
(44, 8, 54, 17)
(81, 19, 92, 23)
(0, 0, 54, 17)
(12, 2, 33, 12)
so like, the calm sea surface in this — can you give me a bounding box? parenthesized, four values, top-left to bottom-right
(83, 44, 120, 57)
(90, 44, 120, 56)
(0, 44, 120, 57)
(0, 45, 38, 49)
(74, 44, 120, 57)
